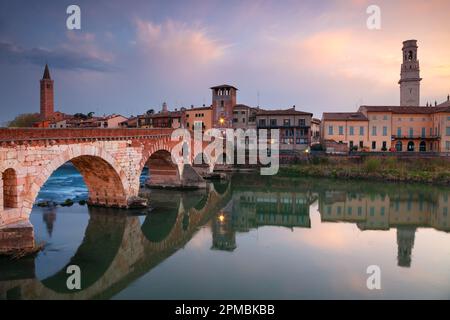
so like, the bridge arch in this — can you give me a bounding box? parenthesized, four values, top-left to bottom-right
(25, 146, 131, 218)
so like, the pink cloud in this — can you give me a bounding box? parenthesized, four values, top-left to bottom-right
(134, 18, 229, 66)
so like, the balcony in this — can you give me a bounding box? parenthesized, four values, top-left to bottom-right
(391, 135, 440, 140)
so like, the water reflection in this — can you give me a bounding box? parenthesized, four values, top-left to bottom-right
(0, 174, 449, 299)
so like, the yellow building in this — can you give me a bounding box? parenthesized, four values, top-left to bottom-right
(185, 106, 213, 133)
(321, 112, 369, 152)
(321, 105, 450, 152)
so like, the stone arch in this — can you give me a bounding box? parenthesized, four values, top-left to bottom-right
(2, 168, 18, 209)
(143, 149, 182, 188)
(25, 145, 131, 219)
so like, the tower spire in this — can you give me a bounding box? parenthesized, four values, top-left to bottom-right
(43, 64, 51, 80)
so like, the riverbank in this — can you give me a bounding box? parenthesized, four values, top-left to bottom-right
(278, 156, 450, 185)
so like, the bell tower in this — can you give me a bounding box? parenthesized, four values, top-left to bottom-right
(211, 84, 237, 128)
(399, 40, 421, 106)
(40, 64, 54, 119)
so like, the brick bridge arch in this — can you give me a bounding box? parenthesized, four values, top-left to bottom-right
(0, 128, 212, 227)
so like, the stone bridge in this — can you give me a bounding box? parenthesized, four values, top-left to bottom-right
(0, 181, 232, 299)
(0, 128, 218, 227)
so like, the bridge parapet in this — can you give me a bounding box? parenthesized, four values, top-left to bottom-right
(0, 128, 174, 144)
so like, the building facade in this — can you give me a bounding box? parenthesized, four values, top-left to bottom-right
(185, 106, 213, 132)
(255, 107, 313, 151)
(321, 40, 450, 153)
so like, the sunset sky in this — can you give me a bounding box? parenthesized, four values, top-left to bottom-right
(0, 0, 449, 123)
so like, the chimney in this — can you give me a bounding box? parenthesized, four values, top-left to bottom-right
(447, 94, 449, 101)
(435, 101, 437, 106)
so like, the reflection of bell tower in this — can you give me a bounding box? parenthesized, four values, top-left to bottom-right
(399, 40, 421, 106)
(43, 208, 57, 237)
(211, 85, 237, 128)
(211, 211, 236, 251)
(396, 227, 416, 267)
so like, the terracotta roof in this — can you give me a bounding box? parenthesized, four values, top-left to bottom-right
(359, 105, 450, 114)
(322, 112, 368, 121)
(256, 107, 312, 116)
(186, 106, 212, 111)
(210, 84, 238, 90)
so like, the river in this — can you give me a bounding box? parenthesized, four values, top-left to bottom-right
(0, 163, 449, 299)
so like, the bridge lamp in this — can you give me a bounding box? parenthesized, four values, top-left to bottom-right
(218, 213, 225, 222)
(219, 117, 225, 125)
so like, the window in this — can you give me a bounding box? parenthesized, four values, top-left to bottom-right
(383, 115, 388, 120)
(446, 141, 450, 151)
(360, 126, 364, 136)
(349, 126, 354, 136)
(382, 141, 387, 150)
(421, 128, 426, 137)
(359, 141, 364, 148)
(397, 127, 402, 137)
(328, 126, 333, 135)
(446, 127, 450, 136)
(349, 141, 354, 149)
(372, 126, 377, 136)
(409, 128, 414, 138)
(259, 119, 266, 127)
(298, 119, 306, 126)
(270, 119, 277, 126)
(283, 119, 291, 126)
(372, 141, 376, 150)
(382, 126, 387, 136)
(339, 126, 344, 135)
(430, 128, 433, 136)
(396, 141, 402, 152)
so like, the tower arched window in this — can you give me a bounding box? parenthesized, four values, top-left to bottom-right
(407, 51, 413, 61)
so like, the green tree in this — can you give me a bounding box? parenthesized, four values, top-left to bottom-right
(7, 113, 41, 127)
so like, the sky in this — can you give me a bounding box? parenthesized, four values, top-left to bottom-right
(0, 0, 449, 123)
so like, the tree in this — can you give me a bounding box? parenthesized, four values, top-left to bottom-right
(87, 112, 95, 118)
(73, 113, 88, 120)
(7, 113, 41, 127)
(146, 109, 154, 115)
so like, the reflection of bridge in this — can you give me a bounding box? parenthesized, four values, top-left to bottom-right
(0, 182, 232, 300)
(0, 128, 214, 227)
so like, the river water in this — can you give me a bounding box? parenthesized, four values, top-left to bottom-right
(0, 163, 449, 299)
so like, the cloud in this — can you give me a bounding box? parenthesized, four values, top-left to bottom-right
(134, 18, 229, 66)
(0, 32, 115, 72)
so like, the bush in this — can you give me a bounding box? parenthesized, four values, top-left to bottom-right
(364, 158, 381, 173)
(310, 144, 323, 151)
(7, 113, 41, 127)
